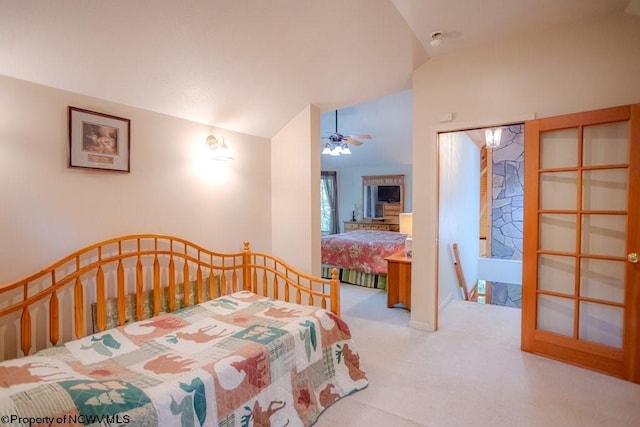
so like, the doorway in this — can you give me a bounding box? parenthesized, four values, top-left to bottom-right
(437, 124, 524, 310)
(435, 104, 640, 383)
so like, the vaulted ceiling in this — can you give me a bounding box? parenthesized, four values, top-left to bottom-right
(1, 0, 637, 145)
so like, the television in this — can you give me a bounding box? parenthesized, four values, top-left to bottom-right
(377, 185, 401, 203)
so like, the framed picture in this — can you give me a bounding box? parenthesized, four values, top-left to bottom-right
(68, 106, 131, 172)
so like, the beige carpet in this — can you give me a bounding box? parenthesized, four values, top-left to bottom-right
(315, 283, 640, 427)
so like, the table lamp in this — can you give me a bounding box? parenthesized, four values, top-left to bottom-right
(399, 213, 413, 257)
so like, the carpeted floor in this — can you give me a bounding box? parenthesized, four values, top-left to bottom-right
(314, 283, 640, 427)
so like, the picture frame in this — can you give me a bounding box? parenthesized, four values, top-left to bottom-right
(68, 106, 131, 172)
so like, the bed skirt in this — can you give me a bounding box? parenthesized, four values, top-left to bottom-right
(322, 266, 387, 290)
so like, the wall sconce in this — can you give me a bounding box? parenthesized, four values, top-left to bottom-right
(206, 135, 234, 161)
(485, 127, 502, 149)
(399, 212, 413, 257)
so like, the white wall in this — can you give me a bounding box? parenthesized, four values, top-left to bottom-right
(326, 165, 413, 231)
(437, 132, 479, 308)
(271, 105, 322, 275)
(477, 258, 522, 285)
(0, 75, 272, 284)
(411, 13, 640, 331)
(320, 89, 413, 230)
(320, 90, 413, 169)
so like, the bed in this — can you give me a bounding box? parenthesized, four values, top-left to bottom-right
(0, 234, 367, 426)
(321, 230, 406, 289)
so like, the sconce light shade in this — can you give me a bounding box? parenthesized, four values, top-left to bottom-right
(485, 127, 502, 149)
(206, 135, 234, 161)
(399, 212, 413, 257)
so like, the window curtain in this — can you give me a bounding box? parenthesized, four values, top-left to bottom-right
(321, 171, 339, 235)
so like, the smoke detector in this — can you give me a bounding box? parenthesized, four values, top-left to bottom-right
(430, 32, 444, 47)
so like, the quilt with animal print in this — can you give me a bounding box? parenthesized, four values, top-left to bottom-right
(0, 291, 368, 426)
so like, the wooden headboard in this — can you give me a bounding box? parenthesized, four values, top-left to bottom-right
(0, 234, 339, 361)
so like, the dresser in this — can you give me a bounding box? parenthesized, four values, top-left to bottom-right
(343, 221, 400, 232)
(385, 253, 412, 311)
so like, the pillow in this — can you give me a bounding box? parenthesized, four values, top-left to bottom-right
(91, 276, 218, 333)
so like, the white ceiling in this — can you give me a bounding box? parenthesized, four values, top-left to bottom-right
(0, 0, 636, 148)
(320, 90, 413, 169)
(394, 0, 634, 58)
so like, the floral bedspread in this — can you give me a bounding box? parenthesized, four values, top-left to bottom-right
(321, 230, 406, 274)
(0, 292, 367, 426)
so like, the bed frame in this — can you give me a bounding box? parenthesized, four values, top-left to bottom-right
(321, 266, 387, 289)
(320, 230, 407, 290)
(0, 234, 339, 361)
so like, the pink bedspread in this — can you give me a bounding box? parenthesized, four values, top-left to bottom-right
(321, 230, 406, 274)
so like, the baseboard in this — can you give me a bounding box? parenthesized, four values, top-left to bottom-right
(407, 293, 454, 332)
(438, 292, 454, 312)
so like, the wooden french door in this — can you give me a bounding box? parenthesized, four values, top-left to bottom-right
(522, 104, 640, 383)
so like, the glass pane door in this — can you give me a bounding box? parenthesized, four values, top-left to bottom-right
(537, 121, 628, 347)
(522, 103, 640, 383)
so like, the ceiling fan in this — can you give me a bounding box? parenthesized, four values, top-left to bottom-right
(321, 110, 371, 156)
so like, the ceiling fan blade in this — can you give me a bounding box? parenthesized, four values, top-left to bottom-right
(328, 110, 371, 148)
(345, 138, 364, 146)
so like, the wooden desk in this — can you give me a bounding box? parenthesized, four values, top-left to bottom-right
(385, 253, 412, 311)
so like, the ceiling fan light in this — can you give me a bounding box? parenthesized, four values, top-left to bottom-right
(321, 109, 370, 155)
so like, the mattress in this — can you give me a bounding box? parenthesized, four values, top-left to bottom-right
(0, 291, 367, 426)
(321, 230, 405, 275)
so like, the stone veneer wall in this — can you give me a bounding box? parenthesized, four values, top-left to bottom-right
(491, 124, 524, 260)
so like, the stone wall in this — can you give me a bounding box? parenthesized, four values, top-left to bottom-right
(491, 124, 524, 260)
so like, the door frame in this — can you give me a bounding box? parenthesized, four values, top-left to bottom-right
(433, 113, 533, 319)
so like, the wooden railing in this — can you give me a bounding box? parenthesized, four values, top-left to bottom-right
(0, 235, 339, 361)
(243, 242, 340, 315)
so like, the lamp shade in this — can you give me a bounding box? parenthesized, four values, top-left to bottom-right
(399, 213, 413, 236)
(485, 127, 502, 149)
(206, 135, 234, 161)
(213, 145, 234, 161)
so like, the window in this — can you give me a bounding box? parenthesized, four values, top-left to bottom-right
(321, 171, 338, 235)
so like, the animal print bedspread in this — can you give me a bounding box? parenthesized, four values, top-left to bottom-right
(0, 292, 368, 426)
